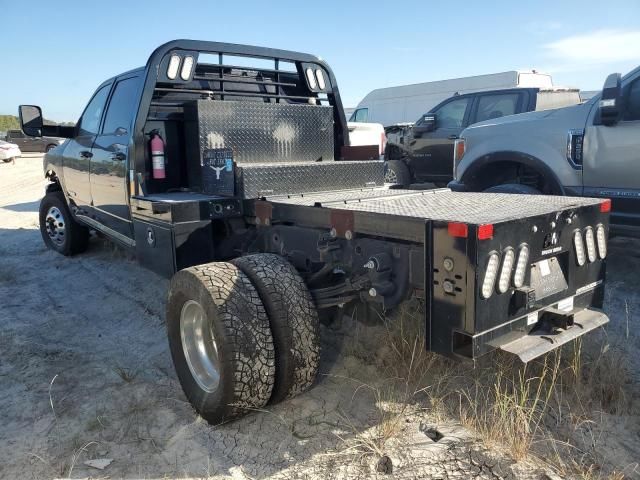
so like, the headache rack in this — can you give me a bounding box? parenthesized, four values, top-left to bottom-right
(140, 41, 347, 142)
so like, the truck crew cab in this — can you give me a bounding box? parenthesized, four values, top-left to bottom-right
(21, 40, 611, 425)
(384, 87, 581, 187)
(450, 66, 640, 235)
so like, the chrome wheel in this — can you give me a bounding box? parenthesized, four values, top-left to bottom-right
(180, 300, 220, 393)
(384, 167, 398, 184)
(45, 206, 66, 246)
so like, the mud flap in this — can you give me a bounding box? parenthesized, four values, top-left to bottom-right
(498, 308, 609, 363)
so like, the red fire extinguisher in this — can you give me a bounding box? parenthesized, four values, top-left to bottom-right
(150, 130, 166, 179)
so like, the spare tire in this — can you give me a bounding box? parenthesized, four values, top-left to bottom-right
(232, 254, 320, 403)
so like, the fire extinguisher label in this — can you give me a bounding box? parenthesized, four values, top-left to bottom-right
(152, 153, 164, 168)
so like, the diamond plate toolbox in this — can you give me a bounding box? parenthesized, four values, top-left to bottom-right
(184, 100, 335, 165)
(237, 161, 384, 198)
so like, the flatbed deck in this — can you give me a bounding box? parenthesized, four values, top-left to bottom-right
(260, 187, 603, 243)
(267, 188, 602, 225)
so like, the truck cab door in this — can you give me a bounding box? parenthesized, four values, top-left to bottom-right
(61, 83, 111, 207)
(583, 75, 640, 230)
(89, 75, 141, 240)
(25, 134, 42, 152)
(407, 96, 471, 184)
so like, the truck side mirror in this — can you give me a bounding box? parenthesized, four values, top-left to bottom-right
(413, 114, 436, 135)
(19, 105, 44, 137)
(599, 73, 622, 126)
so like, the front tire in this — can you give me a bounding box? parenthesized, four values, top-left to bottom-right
(167, 262, 276, 424)
(2, 158, 12, 163)
(46, 144, 57, 152)
(232, 254, 320, 403)
(384, 160, 412, 187)
(39, 191, 89, 255)
(484, 183, 541, 195)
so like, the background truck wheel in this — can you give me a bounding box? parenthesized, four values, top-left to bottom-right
(232, 254, 320, 403)
(46, 144, 57, 152)
(384, 160, 412, 187)
(166, 262, 276, 424)
(2, 158, 13, 163)
(484, 183, 541, 194)
(39, 190, 89, 255)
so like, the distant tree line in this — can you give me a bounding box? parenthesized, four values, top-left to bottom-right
(0, 115, 20, 131)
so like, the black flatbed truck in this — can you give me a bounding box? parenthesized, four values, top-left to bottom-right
(20, 40, 611, 424)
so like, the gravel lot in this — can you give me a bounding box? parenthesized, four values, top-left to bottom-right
(1, 156, 638, 479)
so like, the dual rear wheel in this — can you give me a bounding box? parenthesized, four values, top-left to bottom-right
(166, 254, 320, 424)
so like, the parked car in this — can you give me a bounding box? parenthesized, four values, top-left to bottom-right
(384, 87, 581, 186)
(4, 129, 63, 153)
(350, 70, 555, 127)
(0, 140, 21, 163)
(450, 66, 640, 235)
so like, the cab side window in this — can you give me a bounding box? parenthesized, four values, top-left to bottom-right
(78, 85, 111, 136)
(623, 78, 640, 121)
(434, 98, 470, 129)
(353, 108, 369, 123)
(351, 108, 369, 122)
(102, 77, 141, 135)
(475, 93, 520, 123)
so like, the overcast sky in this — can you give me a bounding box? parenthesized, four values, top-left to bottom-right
(1, 0, 638, 122)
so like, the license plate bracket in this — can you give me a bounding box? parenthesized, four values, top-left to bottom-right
(530, 256, 568, 301)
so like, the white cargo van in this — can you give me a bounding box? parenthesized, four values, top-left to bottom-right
(350, 70, 554, 127)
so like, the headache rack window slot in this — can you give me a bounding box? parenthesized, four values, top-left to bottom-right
(152, 89, 321, 104)
(198, 63, 289, 76)
(191, 75, 297, 88)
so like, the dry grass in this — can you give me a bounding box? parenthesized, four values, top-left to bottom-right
(113, 365, 139, 383)
(339, 298, 634, 478)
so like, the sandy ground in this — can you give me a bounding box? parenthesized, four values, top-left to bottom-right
(0, 156, 638, 479)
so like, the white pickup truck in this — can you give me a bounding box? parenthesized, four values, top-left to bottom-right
(348, 121, 386, 158)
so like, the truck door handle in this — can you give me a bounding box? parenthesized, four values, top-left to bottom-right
(79, 151, 93, 159)
(448, 135, 459, 140)
(110, 152, 126, 161)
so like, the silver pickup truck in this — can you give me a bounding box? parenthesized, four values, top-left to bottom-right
(450, 66, 640, 235)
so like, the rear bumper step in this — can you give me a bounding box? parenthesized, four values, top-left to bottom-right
(499, 308, 609, 363)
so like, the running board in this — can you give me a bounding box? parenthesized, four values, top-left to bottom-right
(499, 308, 609, 363)
(75, 214, 136, 248)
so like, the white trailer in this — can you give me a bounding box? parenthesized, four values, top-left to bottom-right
(350, 70, 554, 127)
